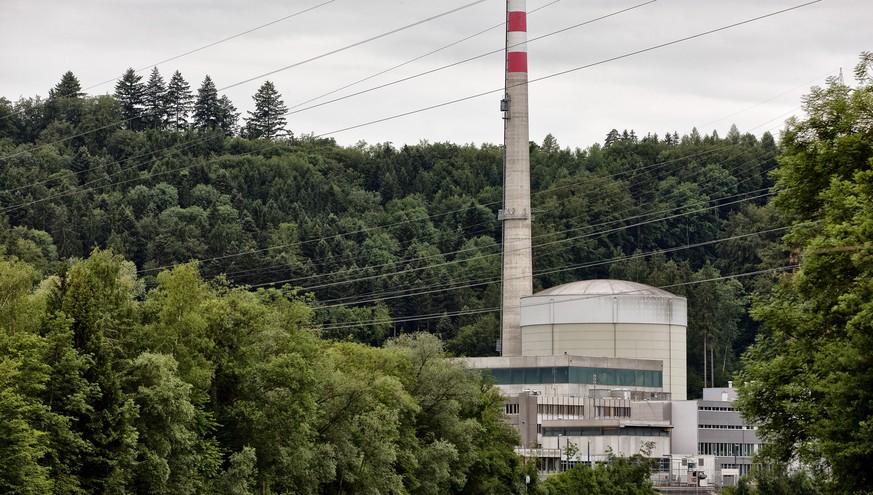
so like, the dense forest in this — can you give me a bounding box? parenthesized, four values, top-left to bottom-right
(2, 53, 870, 494)
(0, 68, 784, 393)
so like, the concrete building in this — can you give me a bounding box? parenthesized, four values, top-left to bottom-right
(519, 280, 687, 400)
(463, 354, 674, 471)
(672, 383, 761, 486)
(465, 279, 687, 472)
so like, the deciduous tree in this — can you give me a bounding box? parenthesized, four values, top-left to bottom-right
(737, 52, 873, 493)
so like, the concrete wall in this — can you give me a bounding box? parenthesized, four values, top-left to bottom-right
(671, 401, 699, 455)
(519, 322, 686, 400)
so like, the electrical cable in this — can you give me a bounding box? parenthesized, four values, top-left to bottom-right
(82, 0, 340, 92)
(249, 187, 775, 293)
(0, 0, 487, 162)
(197, 150, 774, 287)
(0, 0, 340, 123)
(217, 0, 487, 92)
(315, 264, 799, 331)
(308, 1, 821, 139)
(287, 0, 564, 111)
(283, 0, 658, 118)
(0, 2, 808, 302)
(311, 225, 790, 309)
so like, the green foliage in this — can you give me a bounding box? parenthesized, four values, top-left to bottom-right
(166, 70, 193, 132)
(1, 60, 807, 493)
(738, 53, 873, 494)
(244, 80, 288, 140)
(0, 253, 530, 493)
(545, 451, 657, 495)
(142, 67, 168, 130)
(193, 75, 221, 132)
(115, 68, 145, 131)
(722, 467, 823, 495)
(0, 259, 53, 494)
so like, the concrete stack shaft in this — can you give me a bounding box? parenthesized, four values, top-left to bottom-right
(500, 0, 533, 357)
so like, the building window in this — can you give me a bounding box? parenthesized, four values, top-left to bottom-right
(543, 426, 668, 437)
(505, 403, 519, 415)
(485, 366, 662, 387)
(536, 403, 584, 419)
(698, 443, 759, 457)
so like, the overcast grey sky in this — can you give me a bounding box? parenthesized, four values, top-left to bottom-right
(1, 0, 869, 149)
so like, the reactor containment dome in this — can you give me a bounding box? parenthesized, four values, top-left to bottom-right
(520, 279, 687, 400)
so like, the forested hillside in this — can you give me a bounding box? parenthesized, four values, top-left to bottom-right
(1, 69, 786, 398)
(4, 46, 873, 493)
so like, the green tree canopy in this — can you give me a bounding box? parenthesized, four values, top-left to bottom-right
(244, 80, 288, 140)
(737, 52, 873, 494)
(114, 68, 146, 131)
(166, 70, 193, 131)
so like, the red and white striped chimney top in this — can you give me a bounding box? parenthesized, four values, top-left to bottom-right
(507, 0, 527, 74)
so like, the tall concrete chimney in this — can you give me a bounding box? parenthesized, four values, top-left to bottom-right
(499, 0, 532, 357)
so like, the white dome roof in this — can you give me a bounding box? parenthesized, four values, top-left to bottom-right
(534, 279, 678, 298)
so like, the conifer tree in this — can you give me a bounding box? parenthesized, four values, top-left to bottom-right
(165, 70, 193, 132)
(49, 71, 84, 100)
(244, 81, 288, 140)
(47, 71, 84, 124)
(114, 68, 145, 131)
(142, 67, 167, 130)
(193, 75, 220, 131)
(217, 95, 239, 137)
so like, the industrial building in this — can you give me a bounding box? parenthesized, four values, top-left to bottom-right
(465, 279, 686, 473)
(489, 1, 759, 486)
(673, 383, 761, 485)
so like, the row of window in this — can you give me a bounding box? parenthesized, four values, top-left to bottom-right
(538, 403, 585, 419)
(544, 426, 669, 437)
(698, 406, 737, 412)
(485, 366, 663, 387)
(699, 424, 752, 430)
(698, 442, 758, 457)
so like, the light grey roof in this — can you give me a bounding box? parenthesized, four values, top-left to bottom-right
(533, 279, 678, 298)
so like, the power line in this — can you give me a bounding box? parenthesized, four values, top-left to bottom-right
(287, 0, 563, 112)
(81, 0, 340, 92)
(0, 1, 487, 162)
(311, 224, 790, 310)
(309, 1, 821, 139)
(217, 0, 488, 92)
(250, 187, 775, 293)
(314, 264, 798, 331)
(283, 0, 658, 118)
(0, 1, 340, 124)
(0, 3, 805, 273)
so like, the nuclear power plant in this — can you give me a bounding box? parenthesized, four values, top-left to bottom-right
(463, 2, 760, 487)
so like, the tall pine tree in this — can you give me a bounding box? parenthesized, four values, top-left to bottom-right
(217, 95, 239, 137)
(165, 70, 193, 132)
(114, 68, 145, 131)
(49, 71, 84, 100)
(142, 67, 167, 130)
(244, 81, 288, 140)
(47, 71, 84, 124)
(193, 75, 220, 132)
